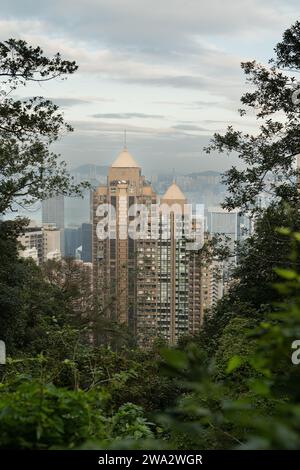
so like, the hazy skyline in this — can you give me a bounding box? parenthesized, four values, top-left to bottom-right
(0, 0, 298, 174)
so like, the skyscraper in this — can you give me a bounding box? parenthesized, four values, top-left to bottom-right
(81, 223, 92, 262)
(42, 195, 64, 229)
(136, 183, 191, 345)
(92, 147, 156, 331)
(92, 148, 209, 347)
(64, 226, 82, 258)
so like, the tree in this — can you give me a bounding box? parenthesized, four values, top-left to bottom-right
(0, 39, 88, 214)
(205, 21, 300, 214)
(0, 219, 70, 355)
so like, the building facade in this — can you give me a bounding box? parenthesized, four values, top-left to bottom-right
(19, 222, 44, 265)
(43, 223, 62, 261)
(19, 221, 62, 264)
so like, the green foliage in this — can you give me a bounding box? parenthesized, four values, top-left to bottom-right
(214, 317, 257, 381)
(155, 230, 300, 450)
(0, 38, 88, 214)
(110, 403, 154, 440)
(0, 377, 108, 449)
(0, 375, 155, 449)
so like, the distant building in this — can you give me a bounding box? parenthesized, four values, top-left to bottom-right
(42, 195, 64, 229)
(18, 221, 62, 264)
(75, 245, 82, 259)
(19, 222, 44, 265)
(81, 223, 92, 262)
(43, 224, 62, 261)
(64, 226, 82, 258)
(207, 207, 240, 249)
(207, 207, 251, 255)
(19, 246, 39, 264)
(46, 249, 61, 261)
(207, 207, 251, 292)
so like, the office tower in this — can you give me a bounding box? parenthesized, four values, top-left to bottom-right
(64, 193, 90, 227)
(207, 207, 240, 252)
(42, 195, 64, 229)
(208, 206, 251, 255)
(19, 221, 44, 265)
(81, 223, 92, 262)
(64, 226, 82, 258)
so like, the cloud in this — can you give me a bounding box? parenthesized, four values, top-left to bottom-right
(70, 120, 175, 136)
(50, 97, 91, 107)
(0, 0, 297, 178)
(0, 0, 294, 51)
(0, 23, 240, 98)
(0, 0, 293, 99)
(49, 96, 114, 107)
(91, 112, 164, 119)
(172, 124, 209, 132)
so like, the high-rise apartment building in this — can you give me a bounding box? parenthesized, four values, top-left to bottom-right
(92, 147, 156, 332)
(136, 183, 196, 346)
(92, 148, 210, 346)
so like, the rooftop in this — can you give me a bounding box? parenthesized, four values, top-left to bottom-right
(162, 182, 186, 201)
(111, 148, 140, 168)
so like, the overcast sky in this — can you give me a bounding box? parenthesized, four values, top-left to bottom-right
(1, 0, 299, 174)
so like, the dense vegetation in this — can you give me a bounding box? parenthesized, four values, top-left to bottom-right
(2, 23, 300, 449)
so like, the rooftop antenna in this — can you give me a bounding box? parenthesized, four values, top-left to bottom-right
(123, 129, 127, 150)
(172, 167, 176, 183)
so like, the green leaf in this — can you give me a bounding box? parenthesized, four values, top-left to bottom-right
(274, 268, 297, 280)
(160, 348, 188, 370)
(276, 227, 291, 236)
(226, 355, 243, 374)
(248, 379, 271, 396)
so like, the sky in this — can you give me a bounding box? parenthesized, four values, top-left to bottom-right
(0, 0, 299, 175)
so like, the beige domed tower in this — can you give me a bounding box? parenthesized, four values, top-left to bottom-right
(161, 181, 187, 207)
(108, 148, 141, 185)
(92, 146, 156, 332)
